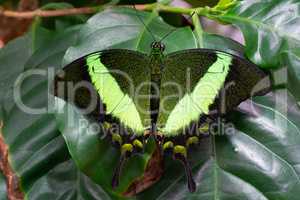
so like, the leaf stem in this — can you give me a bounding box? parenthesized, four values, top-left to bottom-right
(0, 6, 99, 18)
(192, 10, 204, 48)
(156, 4, 193, 14)
(0, 3, 224, 19)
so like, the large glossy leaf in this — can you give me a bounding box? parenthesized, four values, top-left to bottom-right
(0, 24, 66, 113)
(0, 34, 33, 112)
(40, 2, 88, 32)
(138, 89, 300, 200)
(282, 48, 300, 102)
(216, 0, 300, 69)
(214, 0, 300, 101)
(26, 160, 114, 200)
(2, 4, 297, 200)
(63, 7, 197, 65)
(0, 25, 113, 199)
(55, 97, 155, 196)
(1, 28, 73, 195)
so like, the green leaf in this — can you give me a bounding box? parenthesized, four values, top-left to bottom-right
(216, 0, 300, 69)
(139, 89, 300, 199)
(55, 98, 155, 196)
(1, 27, 75, 193)
(41, 2, 88, 31)
(214, 0, 236, 10)
(63, 7, 197, 65)
(24, 26, 81, 71)
(0, 34, 33, 112)
(202, 32, 244, 55)
(282, 48, 300, 102)
(213, 0, 300, 101)
(2, 5, 294, 199)
(1, 25, 111, 199)
(26, 160, 114, 200)
(0, 105, 3, 121)
(0, 172, 7, 200)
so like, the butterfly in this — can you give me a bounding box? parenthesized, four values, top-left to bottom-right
(53, 11, 270, 193)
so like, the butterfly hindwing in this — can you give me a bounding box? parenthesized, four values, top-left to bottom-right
(212, 56, 270, 112)
(157, 50, 217, 127)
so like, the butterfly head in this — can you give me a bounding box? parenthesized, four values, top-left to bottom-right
(151, 41, 165, 53)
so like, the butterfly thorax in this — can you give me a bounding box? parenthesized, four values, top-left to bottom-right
(149, 53, 164, 75)
(149, 41, 165, 75)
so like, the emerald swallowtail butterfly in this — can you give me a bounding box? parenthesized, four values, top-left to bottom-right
(54, 13, 270, 193)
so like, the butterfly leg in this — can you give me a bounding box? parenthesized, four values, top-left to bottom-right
(111, 132, 144, 189)
(161, 137, 196, 192)
(112, 143, 133, 188)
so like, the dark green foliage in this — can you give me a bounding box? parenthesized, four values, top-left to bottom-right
(0, 0, 299, 199)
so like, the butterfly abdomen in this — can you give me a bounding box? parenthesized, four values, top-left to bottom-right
(149, 54, 164, 126)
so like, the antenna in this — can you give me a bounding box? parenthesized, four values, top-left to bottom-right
(159, 11, 196, 42)
(133, 4, 157, 42)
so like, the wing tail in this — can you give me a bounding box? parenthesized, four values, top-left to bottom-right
(112, 153, 127, 189)
(173, 145, 196, 192)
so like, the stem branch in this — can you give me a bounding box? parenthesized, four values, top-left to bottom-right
(0, 3, 218, 19)
(192, 10, 204, 48)
(0, 6, 100, 18)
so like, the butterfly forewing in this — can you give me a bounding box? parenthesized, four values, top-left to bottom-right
(212, 57, 270, 111)
(158, 49, 269, 136)
(157, 50, 217, 127)
(54, 49, 151, 135)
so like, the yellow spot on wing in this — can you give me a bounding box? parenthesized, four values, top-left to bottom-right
(121, 143, 133, 154)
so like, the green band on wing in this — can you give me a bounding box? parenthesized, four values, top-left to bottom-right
(162, 53, 232, 135)
(86, 53, 144, 134)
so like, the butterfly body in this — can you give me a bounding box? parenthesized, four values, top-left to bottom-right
(54, 43, 270, 192)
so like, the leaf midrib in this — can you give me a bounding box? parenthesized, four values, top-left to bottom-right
(239, 130, 300, 184)
(134, 12, 158, 50)
(219, 14, 300, 43)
